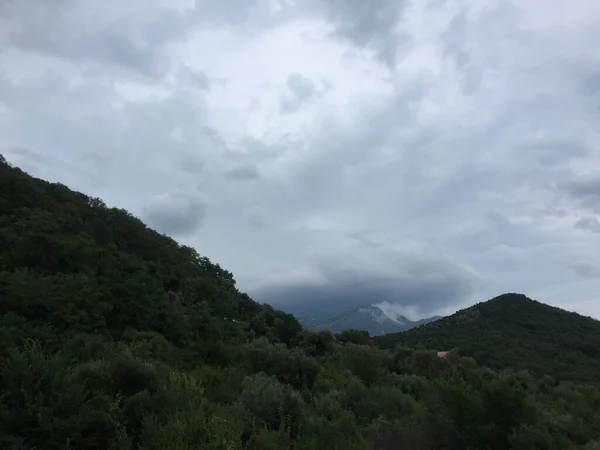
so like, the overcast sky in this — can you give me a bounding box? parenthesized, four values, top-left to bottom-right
(2, 0, 600, 320)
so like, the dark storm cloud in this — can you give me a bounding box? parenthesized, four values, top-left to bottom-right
(142, 192, 206, 237)
(254, 256, 477, 319)
(225, 165, 261, 181)
(193, 0, 257, 25)
(564, 177, 600, 213)
(575, 217, 600, 234)
(576, 65, 600, 112)
(321, 0, 407, 65)
(2, 1, 191, 78)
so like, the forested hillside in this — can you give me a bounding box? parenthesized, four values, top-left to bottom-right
(2, 155, 600, 450)
(375, 293, 600, 382)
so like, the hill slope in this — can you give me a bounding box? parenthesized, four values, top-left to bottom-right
(299, 304, 441, 336)
(375, 293, 600, 381)
(0, 155, 282, 362)
(3, 156, 600, 450)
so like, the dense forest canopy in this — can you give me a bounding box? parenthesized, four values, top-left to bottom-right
(375, 293, 600, 382)
(2, 154, 600, 449)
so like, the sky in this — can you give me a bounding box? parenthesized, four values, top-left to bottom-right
(1, 0, 600, 320)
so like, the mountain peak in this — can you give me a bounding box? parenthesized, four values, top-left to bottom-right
(299, 304, 440, 336)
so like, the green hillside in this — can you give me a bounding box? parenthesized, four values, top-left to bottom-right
(375, 293, 600, 382)
(2, 155, 600, 450)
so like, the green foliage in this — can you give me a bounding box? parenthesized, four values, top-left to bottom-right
(337, 329, 373, 345)
(139, 402, 244, 450)
(339, 343, 388, 386)
(298, 330, 335, 357)
(0, 340, 130, 449)
(244, 338, 320, 389)
(376, 293, 600, 382)
(2, 157, 600, 449)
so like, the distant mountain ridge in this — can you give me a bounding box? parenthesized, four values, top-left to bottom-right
(375, 293, 600, 382)
(298, 304, 441, 336)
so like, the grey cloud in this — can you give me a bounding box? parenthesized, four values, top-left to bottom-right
(189, 0, 409, 66)
(564, 176, 600, 213)
(237, 136, 286, 160)
(180, 157, 205, 175)
(248, 217, 268, 229)
(571, 262, 600, 279)
(581, 70, 600, 95)
(225, 165, 261, 181)
(80, 152, 106, 168)
(514, 141, 590, 168)
(190, 0, 307, 34)
(574, 63, 600, 112)
(442, 10, 482, 97)
(7, 147, 49, 164)
(0, 53, 224, 200)
(321, 0, 407, 66)
(244, 207, 269, 229)
(12, 28, 163, 78)
(575, 216, 600, 233)
(280, 74, 318, 113)
(3, 146, 100, 186)
(1, 147, 49, 175)
(287, 74, 316, 99)
(441, 10, 470, 69)
(177, 66, 211, 90)
(266, 80, 429, 216)
(193, 0, 256, 25)
(255, 254, 478, 319)
(3, 0, 600, 320)
(346, 230, 382, 248)
(3, 2, 190, 78)
(0, 0, 13, 15)
(141, 192, 206, 237)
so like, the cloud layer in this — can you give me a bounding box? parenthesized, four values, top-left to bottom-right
(2, 0, 600, 319)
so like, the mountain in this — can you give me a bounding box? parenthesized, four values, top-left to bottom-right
(3, 156, 600, 450)
(375, 293, 600, 382)
(298, 304, 441, 336)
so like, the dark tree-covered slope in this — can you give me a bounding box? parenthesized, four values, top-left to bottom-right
(376, 293, 600, 381)
(0, 155, 293, 362)
(3, 155, 600, 450)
